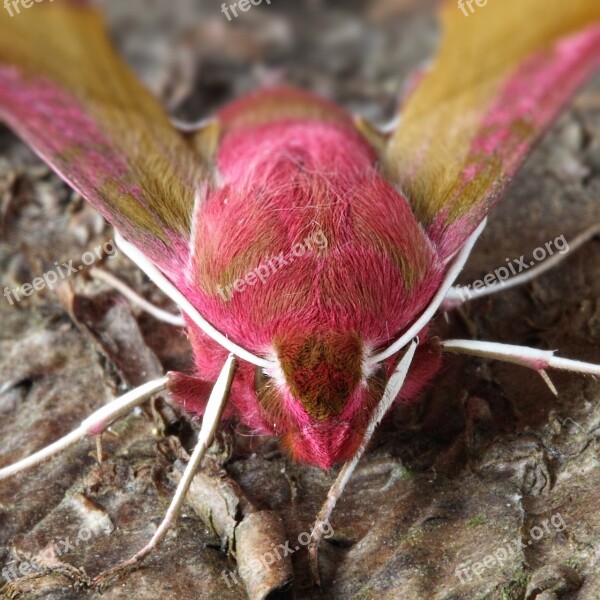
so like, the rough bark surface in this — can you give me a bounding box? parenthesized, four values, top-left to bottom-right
(1, 1, 599, 599)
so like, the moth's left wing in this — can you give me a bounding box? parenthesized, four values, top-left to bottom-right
(0, 1, 209, 274)
(385, 0, 600, 260)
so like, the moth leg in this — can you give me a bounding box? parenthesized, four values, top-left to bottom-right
(0, 376, 170, 481)
(539, 370, 559, 396)
(92, 354, 236, 588)
(90, 267, 186, 327)
(308, 340, 418, 585)
(443, 222, 600, 309)
(95, 434, 105, 464)
(441, 339, 600, 377)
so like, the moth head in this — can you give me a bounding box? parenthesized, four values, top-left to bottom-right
(255, 330, 386, 469)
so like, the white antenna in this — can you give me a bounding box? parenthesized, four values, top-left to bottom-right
(115, 233, 273, 369)
(369, 218, 487, 364)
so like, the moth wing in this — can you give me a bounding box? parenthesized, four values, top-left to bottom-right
(0, 1, 210, 274)
(386, 0, 600, 259)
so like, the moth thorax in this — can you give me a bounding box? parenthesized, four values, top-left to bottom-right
(274, 331, 363, 420)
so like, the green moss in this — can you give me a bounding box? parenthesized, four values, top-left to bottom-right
(563, 557, 581, 571)
(466, 515, 486, 528)
(500, 570, 529, 600)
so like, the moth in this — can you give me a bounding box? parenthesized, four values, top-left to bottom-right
(1, 0, 600, 588)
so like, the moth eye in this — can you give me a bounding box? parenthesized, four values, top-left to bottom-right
(370, 362, 387, 388)
(254, 366, 283, 427)
(254, 366, 272, 393)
